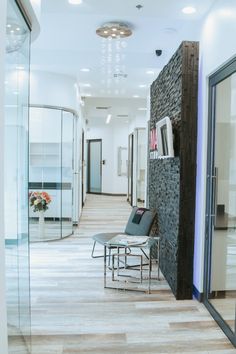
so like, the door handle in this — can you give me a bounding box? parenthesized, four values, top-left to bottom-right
(211, 167, 218, 225)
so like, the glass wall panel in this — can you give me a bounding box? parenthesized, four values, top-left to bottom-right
(4, 0, 31, 352)
(29, 107, 62, 241)
(208, 73, 236, 332)
(29, 106, 76, 241)
(62, 111, 74, 237)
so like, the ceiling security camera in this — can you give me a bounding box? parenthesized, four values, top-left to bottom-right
(155, 49, 162, 57)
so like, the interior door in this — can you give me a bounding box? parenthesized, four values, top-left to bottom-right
(82, 130, 85, 206)
(87, 139, 102, 194)
(205, 61, 236, 346)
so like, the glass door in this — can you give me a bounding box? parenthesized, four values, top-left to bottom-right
(127, 133, 134, 205)
(87, 139, 102, 193)
(4, 0, 31, 352)
(205, 59, 236, 346)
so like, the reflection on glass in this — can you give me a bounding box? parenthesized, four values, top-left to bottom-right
(209, 73, 236, 332)
(136, 129, 146, 207)
(29, 107, 75, 241)
(4, 0, 31, 352)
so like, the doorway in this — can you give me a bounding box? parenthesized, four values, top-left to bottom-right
(87, 139, 102, 194)
(204, 57, 236, 346)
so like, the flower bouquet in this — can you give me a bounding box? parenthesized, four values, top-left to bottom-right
(29, 191, 52, 212)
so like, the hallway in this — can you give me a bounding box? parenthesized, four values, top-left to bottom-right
(13, 195, 235, 353)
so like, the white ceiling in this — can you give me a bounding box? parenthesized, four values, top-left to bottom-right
(31, 0, 216, 100)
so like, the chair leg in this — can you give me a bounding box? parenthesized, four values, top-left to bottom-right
(91, 241, 112, 267)
(91, 241, 104, 258)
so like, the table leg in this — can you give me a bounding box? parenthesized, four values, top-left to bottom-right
(104, 245, 107, 288)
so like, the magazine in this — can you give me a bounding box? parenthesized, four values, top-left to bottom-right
(106, 234, 149, 247)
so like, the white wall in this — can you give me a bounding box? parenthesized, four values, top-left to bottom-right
(30, 71, 78, 110)
(87, 120, 129, 194)
(194, 0, 236, 293)
(0, 0, 9, 352)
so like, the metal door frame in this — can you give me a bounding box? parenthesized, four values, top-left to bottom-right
(204, 56, 236, 347)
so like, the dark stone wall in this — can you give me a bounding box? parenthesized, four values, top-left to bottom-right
(148, 41, 199, 299)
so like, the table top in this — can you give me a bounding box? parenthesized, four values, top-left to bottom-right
(105, 234, 159, 248)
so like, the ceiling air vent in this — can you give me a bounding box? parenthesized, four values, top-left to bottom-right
(113, 73, 128, 79)
(117, 114, 129, 118)
(96, 106, 110, 110)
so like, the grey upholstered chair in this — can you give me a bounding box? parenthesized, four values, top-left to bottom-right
(91, 206, 156, 259)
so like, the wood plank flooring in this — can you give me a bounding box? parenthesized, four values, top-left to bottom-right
(10, 195, 235, 353)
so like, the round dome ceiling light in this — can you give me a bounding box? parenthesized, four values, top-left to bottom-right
(96, 22, 132, 39)
(68, 0, 82, 4)
(182, 6, 196, 14)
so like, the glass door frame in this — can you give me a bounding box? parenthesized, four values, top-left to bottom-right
(204, 56, 236, 347)
(127, 133, 134, 205)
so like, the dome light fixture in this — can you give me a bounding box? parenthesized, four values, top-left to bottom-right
(68, 0, 82, 5)
(96, 22, 132, 39)
(182, 6, 196, 14)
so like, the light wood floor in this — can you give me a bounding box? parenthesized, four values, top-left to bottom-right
(11, 195, 236, 353)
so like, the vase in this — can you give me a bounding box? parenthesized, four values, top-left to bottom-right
(38, 211, 45, 238)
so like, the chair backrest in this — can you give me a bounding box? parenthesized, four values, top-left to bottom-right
(125, 207, 155, 236)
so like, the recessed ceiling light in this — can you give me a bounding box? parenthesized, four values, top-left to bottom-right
(68, 0, 82, 4)
(133, 95, 140, 98)
(106, 114, 112, 124)
(7, 24, 11, 28)
(138, 107, 147, 111)
(80, 68, 90, 72)
(182, 6, 196, 14)
(146, 70, 154, 75)
(139, 84, 147, 88)
(82, 83, 91, 87)
(16, 66, 24, 70)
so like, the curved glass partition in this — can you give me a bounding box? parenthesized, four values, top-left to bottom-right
(29, 106, 76, 242)
(4, 0, 31, 352)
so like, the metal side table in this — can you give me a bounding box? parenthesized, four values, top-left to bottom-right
(104, 235, 160, 293)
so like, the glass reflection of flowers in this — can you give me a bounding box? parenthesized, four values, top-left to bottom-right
(29, 191, 52, 212)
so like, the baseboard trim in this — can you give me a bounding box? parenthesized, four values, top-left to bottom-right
(87, 192, 126, 197)
(193, 284, 203, 302)
(101, 193, 127, 197)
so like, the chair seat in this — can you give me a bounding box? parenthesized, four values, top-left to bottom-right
(93, 232, 125, 245)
